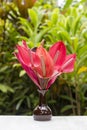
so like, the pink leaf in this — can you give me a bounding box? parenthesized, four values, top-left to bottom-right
(36, 45, 54, 77)
(49, 41, 66, 66)
(15, 52, 41, 89)
(61, 54, 76, 73)
(16, 45, 31, 66)
(47, 71, 61, 89)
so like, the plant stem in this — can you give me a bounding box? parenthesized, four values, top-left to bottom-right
(69, 86, 76, 115)
(74, 74, 81, 115)
(75, 87, 81, 115)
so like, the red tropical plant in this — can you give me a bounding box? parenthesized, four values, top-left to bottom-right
(14, 40, 76, 90)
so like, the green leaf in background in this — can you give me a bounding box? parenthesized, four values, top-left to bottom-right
(61, 105, 76, 113)
(0, 84, 14, 93)
(19, 17, 33, 36)
(51, 8, 59, 25)
(19, 70, 26, 77)
(28, 9, 38, 28)
(0, 66, 8, 73)
(60, 95, 76, 103)
(58, 30, 71, 44)
(72, 15, 81, 35)
(16, 98, 24, 110)
(78, 44, 87, 58)
(35, 28, 50, 43)
(63, 0, 73, 9)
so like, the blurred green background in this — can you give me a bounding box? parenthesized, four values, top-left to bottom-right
(0, 0, 87, 115)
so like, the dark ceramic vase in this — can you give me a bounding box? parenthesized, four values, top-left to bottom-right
(33, 89, 52, 121)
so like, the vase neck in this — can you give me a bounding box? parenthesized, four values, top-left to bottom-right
(38, 89, 47, 106)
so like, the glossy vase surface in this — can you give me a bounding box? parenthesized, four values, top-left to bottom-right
(33, 89, 52, 121)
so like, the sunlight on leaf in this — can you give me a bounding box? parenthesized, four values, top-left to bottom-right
(78, 66, 87, 74)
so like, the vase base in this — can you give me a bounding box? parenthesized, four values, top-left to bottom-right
(33, 114, 52, 121)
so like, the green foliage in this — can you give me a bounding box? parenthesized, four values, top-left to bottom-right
(0, 0, 87, 115)
(0, 84, 14, 93)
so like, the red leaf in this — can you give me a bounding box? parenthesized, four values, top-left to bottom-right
(49, 41, 66, 66)
(61, 54, 76, 73)
(36, 45, 54, 77)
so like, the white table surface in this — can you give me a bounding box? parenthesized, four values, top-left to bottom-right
(0, 116, 87, 130)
